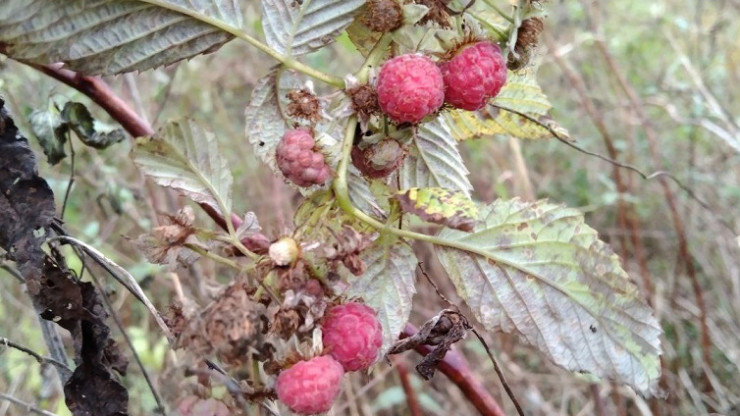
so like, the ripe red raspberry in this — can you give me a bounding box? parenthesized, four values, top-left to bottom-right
(440, 41, 507, 111)
(275, 128, 331, 187)
(322, 302, 383, 371)
(376, 54, 444, 124)
(275, 356, 344, 415)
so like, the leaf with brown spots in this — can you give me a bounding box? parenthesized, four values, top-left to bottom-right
(394, 187, 478, 231)
(436, 198, 662, 396)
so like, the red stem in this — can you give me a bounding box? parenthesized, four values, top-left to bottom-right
(391, 356, 423, 416)
(402, 324, 508, 416)
(33, 64, 154, 137)
(30, 63, 269, 253)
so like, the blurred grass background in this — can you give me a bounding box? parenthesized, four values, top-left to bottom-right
(1, 0, 739, 415)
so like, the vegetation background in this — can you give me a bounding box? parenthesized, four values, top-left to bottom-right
(1, 1, 739, 415)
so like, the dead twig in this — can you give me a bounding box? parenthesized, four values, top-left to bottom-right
(0, 393, 60, 416)
(417, 263, 525, 416)
(0, 337, 72, 379)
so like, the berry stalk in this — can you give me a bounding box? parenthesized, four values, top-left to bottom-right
(355, 32, 394, 83)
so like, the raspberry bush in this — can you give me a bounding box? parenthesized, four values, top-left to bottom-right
(0, 0, 668, 415)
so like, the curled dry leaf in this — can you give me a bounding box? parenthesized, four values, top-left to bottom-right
(388, 309, 470, 379)
(132, 206, 203, 269)
(1, 99, 128, 414)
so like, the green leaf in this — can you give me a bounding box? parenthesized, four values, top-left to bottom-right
(62, 102, 126, 149)
(261, 0, 365, 57)
(445, 70, 570, 141)
(28, 101, 67, 165)
(132, 119, 233, 215)
(346, 2, 430, 57)
(436, 199, 662, 396)
(398, 117, 472, 197)
(395, 187, 477, 231)
(0, 0, 242, 74)
(347, 237, 417, 356)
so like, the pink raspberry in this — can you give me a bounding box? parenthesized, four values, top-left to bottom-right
(275, 356, 344, 415)
(440, 41, 507, 111)
(376, 54, 444, 124)
(322, 302, 383, 372)
(276, 128, 331, 187)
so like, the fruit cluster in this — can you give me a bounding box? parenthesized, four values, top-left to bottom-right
(275, 302, 383, 415)
(375, 40, 507, 124)
(276, 41, 506, 187)
(349, 39, 507, 179)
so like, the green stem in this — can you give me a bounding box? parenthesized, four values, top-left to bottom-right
(141, 0, 344, 89)
(482, 0, 514, 24)
(354, 33, 394, 84)
(185, 243, 244, 271)
(469, 12, 508, 40)
(230, 238, 260, 261)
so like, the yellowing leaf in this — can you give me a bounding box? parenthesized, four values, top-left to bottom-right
(445, 70, 570, 141)
(394, 187, 478, 231)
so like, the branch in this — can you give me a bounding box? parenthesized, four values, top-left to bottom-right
(28, 62, 270, 252)
(390, 356, 423, 416)
(401, 324, 508, 416)
(0, 393, 60, 416)
(32, 63, 153, 137)
(0, 337, 72, 379)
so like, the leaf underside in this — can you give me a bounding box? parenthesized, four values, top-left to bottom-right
(398, 117, 472, 197)
(132, 119, 233, 214)
(262, 0, 365, 57)
(245, 69, 288, 177)
(437, 198, 662, 396)
(0, 0, 242, 74)
(347, 238, 417, 357)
